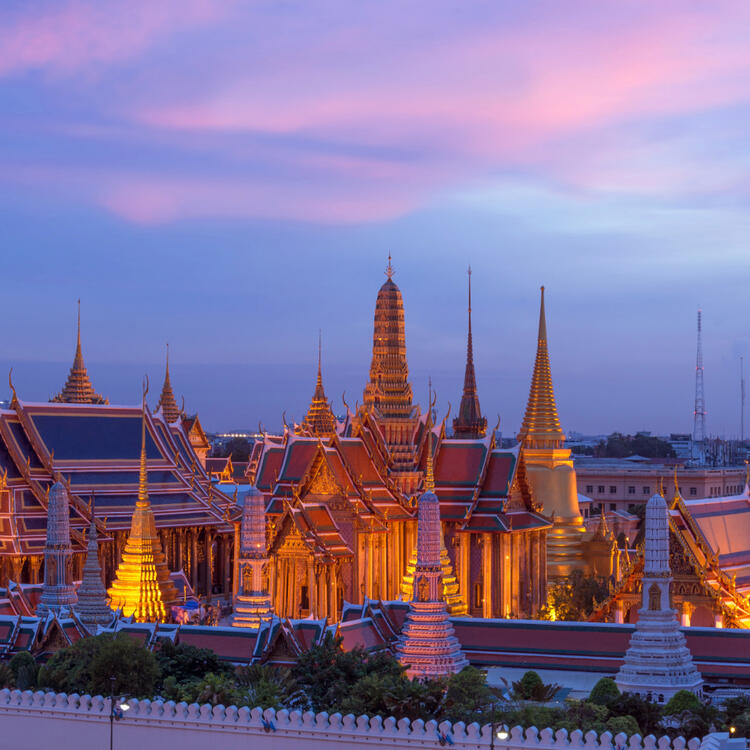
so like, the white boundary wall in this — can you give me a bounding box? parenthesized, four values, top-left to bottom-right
(0, 689, 742, 750)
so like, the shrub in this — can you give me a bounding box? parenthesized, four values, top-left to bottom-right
(156, 641, 231, 685)
(663, 690, 702, 716)
(610, 692, 663, 736)
(512, 671, 559, 702)
(0, 662, 14, 688)
(9, 652, 38, 690)
(589, 678, 620, 707)
(606, 715, 640, 737)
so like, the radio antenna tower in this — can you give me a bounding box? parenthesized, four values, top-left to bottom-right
(692, 309, 706, 446)
(741, 356, 745, 443)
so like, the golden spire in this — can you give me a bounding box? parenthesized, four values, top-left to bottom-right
(107, 379, 177, 622)
(424, 380, 435, 492)
(672, 466, 682, 503)
(297, 331, 337, 437)
(51, 300, 108, 404)
(453, 265, 487, 438)
(518, 286, 564, 449)
(363, 255, 414, 418)
(658, 476, 664, 497)
(155, 343, 180, 423)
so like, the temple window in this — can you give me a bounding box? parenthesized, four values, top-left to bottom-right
(627, 486, 635, 495)
(610, 504, 616, 511)
(648, 583, 661, 611)
(609, 486, 617, 494)
(690, 487, 697, 496)
(300, 585, 309, 611)
(598, 485, 605, 494)
(642, 486, 650, 495)
(586, 485, 593, 493)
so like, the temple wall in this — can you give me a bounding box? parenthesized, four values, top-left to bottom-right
(0, 689, 735, 750)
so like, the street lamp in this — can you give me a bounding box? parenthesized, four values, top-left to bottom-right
(489, 701, 509, 750)
(109, 675, 130, 750)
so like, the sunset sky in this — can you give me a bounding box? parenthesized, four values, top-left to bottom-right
(2, 1, 750, 436)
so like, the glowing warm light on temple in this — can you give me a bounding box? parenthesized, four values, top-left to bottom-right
(107, 395, 177, 622)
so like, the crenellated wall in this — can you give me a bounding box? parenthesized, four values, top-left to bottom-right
(0, 689, 741, 750)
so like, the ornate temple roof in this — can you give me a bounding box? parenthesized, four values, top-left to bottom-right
(297, 336, 338, 438)
(518, 286, 565, 450)
(0, 398, 230, 557)
(362, 256, 414, 419)
(155, 345, 180, 424)
(51, 302, 107, 405)
(453, 267, 487, 439)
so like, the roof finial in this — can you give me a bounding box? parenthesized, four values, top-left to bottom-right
(77, 299, 82, 351)
(658, 476, 664, 497)
(318, 329, 322, 383)
(386, 253, 394, 280)
(538, 286, 547, 342)
(673, 466, 681, 502)
(166, 342, 170, 377)
(424, 378, 436, 492)
(138, 375, 150, 508)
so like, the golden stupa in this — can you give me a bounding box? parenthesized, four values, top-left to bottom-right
(107, 387, 178, 622)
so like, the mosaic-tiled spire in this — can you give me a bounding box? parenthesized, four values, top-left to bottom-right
(52, 300, 107, 405)
(453, 266, 487, 438)
(37, 482, 78, 616)
(156, 344, 180, 423)
(107, 401, 177, 622)
(232, 486, 273, 627)
(395, 430, 468, 677)
(616, 493, 702, 702)
(518, 286, 564, 449)
(363, 255, 414, 418)
(75, 501, 112, 628)
(298, 333, 337, 437)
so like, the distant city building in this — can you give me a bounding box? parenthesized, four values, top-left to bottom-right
(575, 457, 746, 516)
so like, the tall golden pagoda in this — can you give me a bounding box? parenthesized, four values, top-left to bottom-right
(155, 344, 180, 424)
(51, 300, 107, 404)
(518, 286, 585, 577)
(453, 266, 487, 439)
(297, 334, 337, 438)
(107, 391, 178, 621)
(363, 255, 414, 419)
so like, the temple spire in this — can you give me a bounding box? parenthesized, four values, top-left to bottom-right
(453, 266, 487, 438)
(518, 286, 564, 449)
(298, 332, 337, 437)
(107, 383, 177, 621)
(51, 300, 107, 404)
(156, 344, 180, 423)
(75, 498, 112, 629)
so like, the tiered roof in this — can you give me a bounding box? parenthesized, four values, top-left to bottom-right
(297, 336, 337, 438)
(51, 302, 107, 405)
(0, 398, 231, 559)
(155, 345, 180, 424)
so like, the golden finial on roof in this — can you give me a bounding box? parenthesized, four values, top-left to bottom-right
(672, 466, 681, 502)
(386, 253, 394, 280)
(8, 368, 18, 409)
(138, 375, 150, 508)
(424, 379, 436, 493)
(745, 459, 749, 489)
(658, 476, 664, 497)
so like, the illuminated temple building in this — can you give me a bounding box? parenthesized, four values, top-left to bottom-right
(0, 320, 233, 604)
(246, 261, 594, 622)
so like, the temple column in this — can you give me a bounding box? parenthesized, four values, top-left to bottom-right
(10, 557, 24, 584)
(206, 529, 214, 602)
(30, 555, 43, 584)
(366, 534, 374, 599)
(232, 522, 240, 598)
(190, 529, 198, 594)
(459, 533, 469, 609)
(321, 566, 329, 619)
(379, 534, 387, 600)
(511, 533, 519, 615)
(308, 563, 315, 617)
(614, 601, 624, 624)
(481, 533, 492, 619)
(223, 535, 232, 596)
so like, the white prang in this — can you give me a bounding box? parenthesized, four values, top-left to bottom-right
(231, 486, 273, 628)
(616, 493, 703, 703)
(37, 482, 78, 616)
(394, 486, 468, 678)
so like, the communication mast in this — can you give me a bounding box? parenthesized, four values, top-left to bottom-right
(692, 309, 706, 451)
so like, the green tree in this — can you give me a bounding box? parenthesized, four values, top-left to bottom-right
(156, 640, 231, 686)
(605, 715, 640, 737)
(382, 676, 447, 721)
(0, 662, 14, 688)
(730, 711, 750, 739)
(88, 634, 161, 698)
(609, 693, 663, 736)
(556, 700, 609, 734)
(235, 665, 305, 710)
(512, 671, 559, 701)
(664, 690, 702, 716)
(540, 570, 611, 621)
(178, 672, 243, 707)
(9, 651, 38, 690)
(444, 666, 495, 721)
(38, 634, 106, 693)
(724, 695, 750, 725)
(589, 678, 620, 707)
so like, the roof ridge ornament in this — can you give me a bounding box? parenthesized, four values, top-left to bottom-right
(386, 253, 394, 280)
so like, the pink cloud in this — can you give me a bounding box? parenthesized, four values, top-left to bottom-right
(0, 0, 231, 77)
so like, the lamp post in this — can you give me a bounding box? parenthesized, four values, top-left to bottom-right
(109, 675, 130, 750)
(489, 701, 509, 750)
